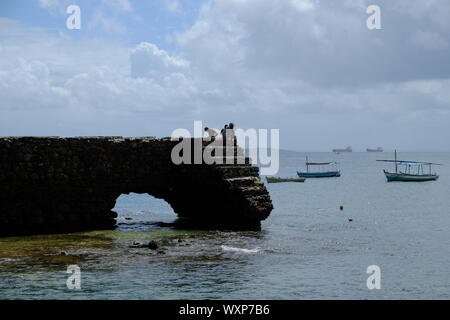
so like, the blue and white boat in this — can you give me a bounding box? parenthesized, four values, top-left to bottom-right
(377, 151, 441, 182)
(297, 157, 341, 178)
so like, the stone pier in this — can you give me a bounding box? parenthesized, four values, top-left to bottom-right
(0, 137, 273, 237)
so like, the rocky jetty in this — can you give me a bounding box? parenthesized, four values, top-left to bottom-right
(0, 137, 273, 237)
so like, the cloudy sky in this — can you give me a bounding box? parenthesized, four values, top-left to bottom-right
(0, 0, 449, 151)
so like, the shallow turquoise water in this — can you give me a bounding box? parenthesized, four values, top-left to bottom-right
(1, 151, 449, 299)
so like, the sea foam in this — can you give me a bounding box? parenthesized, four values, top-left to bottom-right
(221, 245, 261, 254)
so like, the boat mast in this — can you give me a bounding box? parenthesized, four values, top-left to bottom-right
(306, 156, 309, 173)
(395, 150, 398, 173)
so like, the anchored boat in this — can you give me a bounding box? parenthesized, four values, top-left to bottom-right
(377, 151, 441, 182)
(266, 176, 305, 183)
(297, 157, 341, 178)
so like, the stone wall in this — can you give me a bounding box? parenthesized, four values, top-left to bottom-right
(0, 137, 273, 237)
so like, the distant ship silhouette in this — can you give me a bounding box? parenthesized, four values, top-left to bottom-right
(366, 147, 383, 152)
(332, 146, 352, 153)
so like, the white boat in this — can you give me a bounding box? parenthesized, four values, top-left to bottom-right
(383, 170, 438, 182)
(377, 151, 441, 182)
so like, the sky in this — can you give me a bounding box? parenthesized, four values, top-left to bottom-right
(0, 0, 450, 151)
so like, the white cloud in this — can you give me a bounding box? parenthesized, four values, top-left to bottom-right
(102, 0, 134, 12)
(88, 11, 127, 34)
(290, 0, 316, 12)
(0, 58, 71, 110)
(0, 19, 199, 120)
(164, 0, 182, 13)
(37, 0, 71, 15)
(177, 0, 450, 87)
(38, 0, 134, 13)
(2, 0, 450, 150)
(130, 42, 189, 78)
(38, 0, 60, 8)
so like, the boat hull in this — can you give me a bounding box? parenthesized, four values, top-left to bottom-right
(266, 177, 305, 183)
(383, 171, 439, 182)
(297, 171, 341, 178)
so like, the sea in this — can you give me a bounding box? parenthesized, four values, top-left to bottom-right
(0, 151, 449, 299)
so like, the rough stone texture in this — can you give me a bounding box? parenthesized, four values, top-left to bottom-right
(0, 137, 273, 237)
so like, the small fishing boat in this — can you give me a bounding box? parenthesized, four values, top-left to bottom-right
(266, 176, 305, 183)
(377, 151, 441, 182)
(297, 157, 341, 178)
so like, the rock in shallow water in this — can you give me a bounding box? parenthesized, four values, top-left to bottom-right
(147, 241, 158, 250)
(130, 240, 159, 250)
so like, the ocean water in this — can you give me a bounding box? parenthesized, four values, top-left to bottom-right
(0, 151, 449, 299)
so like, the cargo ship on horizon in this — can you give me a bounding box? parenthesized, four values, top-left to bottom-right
(332, 146, 352, 153)
(367, 147, 383, 152)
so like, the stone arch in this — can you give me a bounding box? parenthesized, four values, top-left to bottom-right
(0, 136, 273, 237)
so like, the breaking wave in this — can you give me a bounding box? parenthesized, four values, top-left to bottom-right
(221, 245, 261, 254)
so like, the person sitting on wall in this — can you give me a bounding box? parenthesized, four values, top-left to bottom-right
(221, 124, 228, 139)
(204, 127, 218, 140)
(227, 122, 236, 146)
(220, 124, 228, 147)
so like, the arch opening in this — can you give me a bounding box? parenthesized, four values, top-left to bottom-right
(113, 193, 177, 231)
